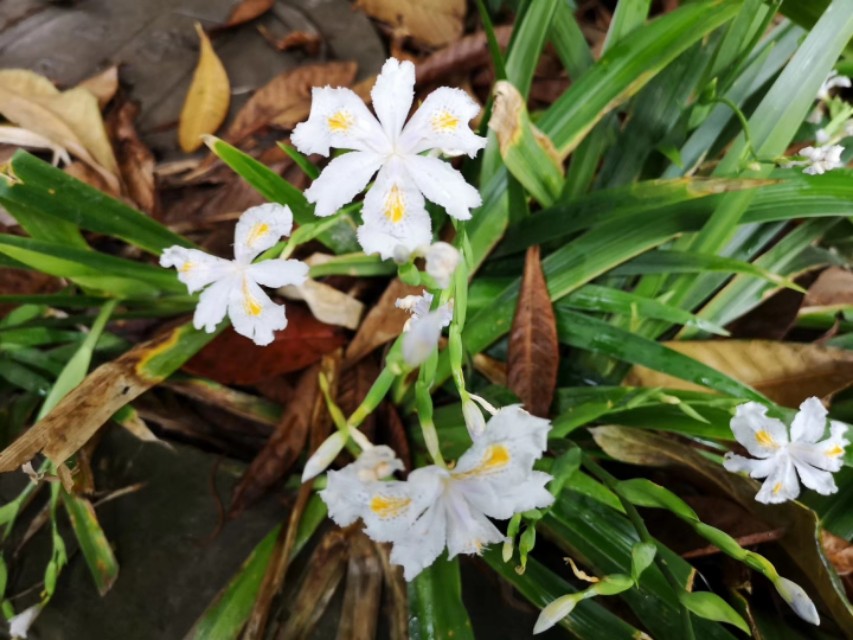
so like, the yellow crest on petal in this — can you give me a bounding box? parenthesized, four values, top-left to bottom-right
(242, 280, 262, 317)
(370, 494, 411, 519)
(327, 110, 354, 133)
(384, 185, 406, 223)
(755, 430, 776, 447)
(246, 222, 270, 248)
(455, 444, 511, 479)
(432, 109, 459, 132)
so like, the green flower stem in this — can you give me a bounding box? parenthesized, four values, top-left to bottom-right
(582, 455, 696, 640)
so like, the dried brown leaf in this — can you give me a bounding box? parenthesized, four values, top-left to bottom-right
(219, 0, 275, 29)
(415, 26, 513, 86)
(337, 531, 382, 640)
(345, 279, 421, 365)
(374, 541, 407, 640)
(625, 340, 853, 407)
(258, 27, 322, 55)
(507, 245, 559, 417)
(355, 0, 465, 48)
(822, 531, 853, 576)
(228, 363, 319, 518)
(65, 161, 120, 197)
(803, 267, 853, 310)
(179, 23, 230, 153)
(108, 100, 158, 215)
(226, 61, 357, 143)
(77, 66, 119, 109)
(282, 278, 364, 330)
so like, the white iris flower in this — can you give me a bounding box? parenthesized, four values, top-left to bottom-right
(816, 69, 851, 102)
(784, 145, 846, 175)
(291, 58, 486, 259)
(395, 291, 453, 367)
(161, 203, 308, 346)
(723, 398, 848, 504)
(319, 406, 554, 580)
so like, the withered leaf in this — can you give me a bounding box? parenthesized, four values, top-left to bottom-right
(345, 279, 421, 365)
(337, 531, 382, 640)
(355, 0, 465, 48)
(624, 340, 853, 407)
(184, 304, 346, 385)
(226, 61, 357, 143)
(228, 363, 319, 518)
(507, 245, 559, 417)
(77, 65, 119, 109)
(803, 267, 853, 309)
(108, 100, 158, 215)
(415, 26, 513, 86)
(258, 27, 322, 55)
(178, 24, 230, 153)
(217, 0, 275, 29)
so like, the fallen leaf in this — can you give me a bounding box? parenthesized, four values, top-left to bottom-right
(77, 66, 119, 109)
(65, 160, 120, 197)
(228, 363, 319, 518)
(112, 406, 169, 447)
(802, 267, 853, 311)
(821, 531, 853, 577)
(108, 100, 158, 215)
(179, 23, 230, 153)
(355, 0, 465, 48)
(217, 0, 275, 29)
(344, 278, 421, 365)
(473, 353, 507, 387)
(281, 279, 363, 330)
(624, 340, 853, 407)
(337, 532, 383, 639)
(0, 125, 70, 165)
(257, 27, 322, 55)
(226, 61, 357, 143)
(507, 245, 559, 417)
(374, 541, 407, 640)
(184, 303, 346, 385)
(415, 26, 513, 86)
(0, 69, 119, 190)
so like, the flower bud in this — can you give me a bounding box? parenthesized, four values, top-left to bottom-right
(9, 603, 42, 639)
(533, 594, 578, 634)
(462, 398, 486, 439)
(775, 577, 820, 625)
(425, 242, 460, 289)
(302, 430, 348, 482)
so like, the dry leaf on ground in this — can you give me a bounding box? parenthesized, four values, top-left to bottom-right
(0, 125, 69, 165)
(345, 278, 421, 365)
(0, 69, 119, 190)
(507, 245, 559, 417)
(226, 61, 357, 142)
(217, 0, 275, 29)
(624, 340, 853, 407)
(179, 23, 230, 152)
(281, 279, 363, 330)
(802, 267, 853, 311)
(77, 66, 119, 109)
(257, 27, 322, 55)
(415, 26, 513, 86)
(356, 0, 465, 48)
(109, 100, 158, 215)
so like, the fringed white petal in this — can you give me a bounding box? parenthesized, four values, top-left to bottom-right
(425, 241, 460, 289)
(227, 277, 286, 346)
(790, 396, 828, 443)
(371, 58, 416, 141)
(730, 402, 788, 457)
(389, 489, 448, 581)
(792, 459, 838, 495)
(400, 87, 486, 157)
(291, 86, 387, 156)
(233, 203, 295, 263)
(305, 150, 383, 217)
(755, 455, 799, 504)
(161, 246, 232, 294)
(444, 490, 505, 558)
(403, 154, 482, 220)
(246, 259, 309, 289)
(193, 276, 235, 333)
(401, 305, 451, 367)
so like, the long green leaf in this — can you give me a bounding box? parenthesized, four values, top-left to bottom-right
(409, 557, 474, 640)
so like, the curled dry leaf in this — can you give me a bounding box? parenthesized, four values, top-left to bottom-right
(508, 245, 559, 417)
(184, 303, 347, 385)
(0, 125, 70, 165)
(226, 61, 357, 143)
(108, 100, 158, 215)
(802, 267, 853, 311)
(219, 0, 275, 29)
(821, 531, 853, 577)
(179, 23, 230, 153)
(355, 0, 465, 48)
(281, 278, 364, 330)
(228, 363, 319, 518)
(344, 278, 421, 365)
(257, 27, 322, 55)
(624, 340, 853, 407)
(415, 26, 513, 86)
(337, 531, 383, 640)
(0, 69, 119, 190)
(77, 66, 119, 109)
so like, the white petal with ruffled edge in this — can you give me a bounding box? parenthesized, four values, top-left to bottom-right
(729, 402, 789, 458)
(403, 154, 482, 220)
(754, 454, 799, 504)
(790, 397, 828, 443)
(371, 58, 416, 142)
(425, 241, 460, 289)
(401, 305, 451, 367)
(389, 489, 448, 581)
(246, 259, 308, 289)
(160, 247, 232, 294)
(227, 277, 287, 346)
(400, 87, 486, 157)
(233, 203, 295, 263)
(291, 87, 387, 156)
(444, 489, 505, 558)
(305, 151, 384, 217)
(193, 275, 237, 333)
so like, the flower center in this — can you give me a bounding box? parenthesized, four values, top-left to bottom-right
(370, 494, 411, 519)
(327, 110, 354, 133)
(384, 185, 406, 223)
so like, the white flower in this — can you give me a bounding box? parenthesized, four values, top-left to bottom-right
(291, 58, 486, 259)
(723, 398, 848, 504)
(396, 291, 453, 366)
(8, 604, 42, 639)
(425, 241, 460, 289)
(816, 69, 851, 102)
(319, 406, 553, 580)
(161, 203, 308, 346)
(784, 145, 846, 175)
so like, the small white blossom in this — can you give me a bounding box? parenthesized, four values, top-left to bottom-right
(785, 145, 845, 175)
(425, 242, 460, 289)
(816, 69, 851, 102)
(8, 604, 41, 639)
(291, 57, 486, 259)
(723, 398, 848, 504)
(396, 291, 453, 366)
(319, 406, 553, 580)
(161, 204, 308, 346)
